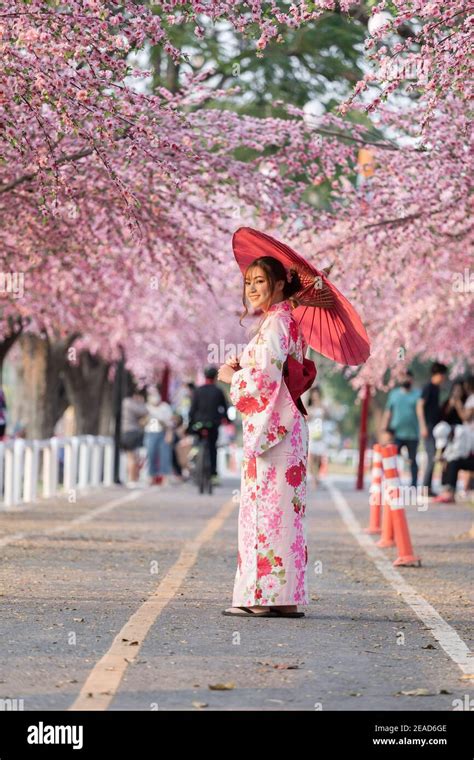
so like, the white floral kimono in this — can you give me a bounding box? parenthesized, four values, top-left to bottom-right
(229, 299, 310, 607)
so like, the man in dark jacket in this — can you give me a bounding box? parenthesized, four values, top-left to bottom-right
(416, 362, 448, 496)
(187, 365, 229, 483)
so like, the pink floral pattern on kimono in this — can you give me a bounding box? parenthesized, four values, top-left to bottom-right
(230, 299, 310, 607)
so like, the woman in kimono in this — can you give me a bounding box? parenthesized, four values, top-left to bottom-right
(217, 256, 311, 618)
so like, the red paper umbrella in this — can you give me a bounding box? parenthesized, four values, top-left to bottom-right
(232, 226, 370, 366)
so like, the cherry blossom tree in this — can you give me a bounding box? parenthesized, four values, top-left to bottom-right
(1, 0, 472, 436)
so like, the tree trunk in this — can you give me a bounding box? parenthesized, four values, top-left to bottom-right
(98, 378, 114, 436)
(63, 351, 110, 435)
(19, 333, 73, 439)
(165, 55, 180, 93)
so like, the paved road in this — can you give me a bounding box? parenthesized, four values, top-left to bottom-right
(0, 475, 472, 711)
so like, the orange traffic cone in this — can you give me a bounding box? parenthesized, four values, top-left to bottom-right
(319, 455, 329, 477)
(376, 499, 395, 547)
(365, 443, 382, 534)
(380, 443, 421, 567)
(376, 444, 396, 547)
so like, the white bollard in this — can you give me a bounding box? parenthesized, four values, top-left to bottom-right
(4, 442, 15, 507)
(23, 440, 40, 503)
(43, 437, 59, 498)
(4, 439, 25, 507)
(91, 440, 102, 487)
(1, 434, 115, 508)
(64, 437, 79, 492)
(103, 440, 114, 486)
(78, 435, 94, 488)
(13, 438, 25, 505)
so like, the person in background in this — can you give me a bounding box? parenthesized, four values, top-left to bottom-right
(433, 380, 467, 494)
(121, 387, 148, 487)
(180, 382, 196, 428)
(381, 370, 421, 488)
(186, 383, 196, 403)
(0, 386, 7, 440)
(174, 413, 194, 481)
(187, 365, 229, 486)
(461, 376, 474, 494)
(170, 413, 187, 482)
(217, 417, 236, 447)
(433, 376, 474, 503)
(416, 362, 448, 496)
(433, 380, 467, 492)
(144, 386, 173, 486)
(306, 386, 327, 488)
(463, 376, 474, 408)
(439, 380, 466, 426)
(174, 381, 196, 427)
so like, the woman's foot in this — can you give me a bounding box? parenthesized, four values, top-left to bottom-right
(224, 605, 299, 615)
(224, 606, 269, 615)
(432, 491, 455, 503)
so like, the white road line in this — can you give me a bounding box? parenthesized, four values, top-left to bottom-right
(325, 477, 474, 677)
(69, 495, 237, 711)
(0, 491, 141, 548)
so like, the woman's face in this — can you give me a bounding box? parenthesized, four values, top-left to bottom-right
(245, 266, 283, 311)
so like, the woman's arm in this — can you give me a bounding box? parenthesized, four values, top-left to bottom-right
(229, 314, 296, 459)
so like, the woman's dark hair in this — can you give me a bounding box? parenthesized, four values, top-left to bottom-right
(239, 256, 302, 327)
(125, 376, 145, 399)
(463, 375, 474, 394)
(449, 380, 467, 403)
(126, 384, 146, 400)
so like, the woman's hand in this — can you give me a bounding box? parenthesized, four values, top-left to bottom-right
(217, 363, 236, 384)
(226, 354, 241, 370)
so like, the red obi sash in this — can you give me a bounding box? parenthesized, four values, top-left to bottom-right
(283, 354, 317, 416)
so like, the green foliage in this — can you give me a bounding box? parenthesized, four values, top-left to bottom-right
(149, 10, 367, 115)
